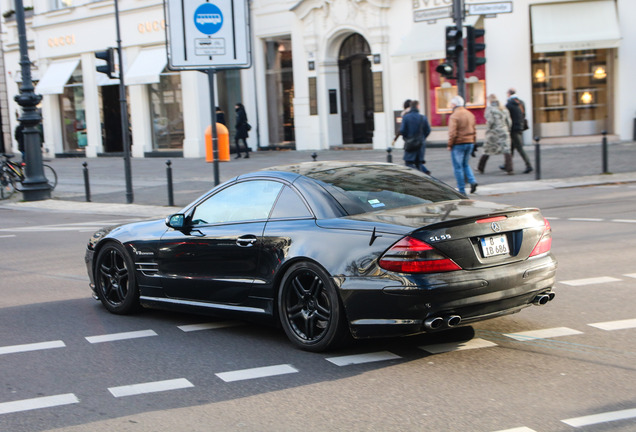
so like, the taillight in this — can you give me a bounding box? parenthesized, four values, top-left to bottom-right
(379, 236, 461, 274)
(529, 218, 552, 257)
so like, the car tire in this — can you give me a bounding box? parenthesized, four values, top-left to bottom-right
(278, 261, 349, 352)
(94, 242, 140, 314)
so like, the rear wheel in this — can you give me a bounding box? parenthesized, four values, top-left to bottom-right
(43, 164, 57, 190)
(278, 262, 348, 352)
(0, 172, 15, 199)
(95, 242, 140, 314)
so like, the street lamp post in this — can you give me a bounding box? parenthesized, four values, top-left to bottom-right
(14, 0, 51, 201)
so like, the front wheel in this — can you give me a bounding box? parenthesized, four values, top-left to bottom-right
(278, 262, 349, 352)
(94, 242, 140, 314)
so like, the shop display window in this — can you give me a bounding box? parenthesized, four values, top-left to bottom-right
(59, 66, 86, 154)
(265, 36, 295, 146)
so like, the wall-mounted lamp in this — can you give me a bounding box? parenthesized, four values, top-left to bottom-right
(308, 61, 315, 71)
(373, 54, 381, 64)
(580, 91, 593, 104)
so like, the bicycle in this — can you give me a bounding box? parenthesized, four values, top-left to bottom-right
(0, 154, 57, 200)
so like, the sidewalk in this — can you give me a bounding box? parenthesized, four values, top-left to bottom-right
(2, 141, 636, 217)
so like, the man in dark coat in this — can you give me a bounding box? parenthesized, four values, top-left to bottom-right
(505, 88, 533, 174)
(399, 100, 431, 173)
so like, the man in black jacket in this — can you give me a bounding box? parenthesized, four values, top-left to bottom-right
(505, 89, 533, 174)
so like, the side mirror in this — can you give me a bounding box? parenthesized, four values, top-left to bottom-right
(166, 214, 185, 229)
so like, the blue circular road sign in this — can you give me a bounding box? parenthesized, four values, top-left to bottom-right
(194, 3, 223, 35)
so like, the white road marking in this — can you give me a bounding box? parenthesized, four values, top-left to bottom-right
(545, 216, 560, 220)
(505, 327, 583, 341)
(624, 273, 636, 279)
(0, 393, 79, 415)
(493, 427, 537, 432)
(0, 340, 65, 355)
(177, 321, 244, 332)
(0, 234, 16, 238)
(588, 318, 636, 331)
(108, 378, 193, 398)
(559, 276, 621, 286)
(216, 364, 298, 382)
(568, 218, 604, 222)
(612, 219, 636, 224)
(562, 407, 636, 427)
(85, 329, 157, 344)
(0, 219, 139, 233)
(420, 338, 498, 354)
(326, 351, 401, 366)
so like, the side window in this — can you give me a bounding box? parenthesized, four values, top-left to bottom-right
(270, 186, 313, 219)
(192, 180, 283, 225)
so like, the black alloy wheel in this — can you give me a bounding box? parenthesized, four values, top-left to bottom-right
(95, 242, 139, 314)
(278, 262, 348, 352)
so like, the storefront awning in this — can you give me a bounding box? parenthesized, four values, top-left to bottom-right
(125, 47, 167, 85)
(531, 0, 621, 53)
(35, 59, 79, 95)
(392, 17, 478, 62)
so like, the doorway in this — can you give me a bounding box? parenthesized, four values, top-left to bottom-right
(338, 34, 374, 144)
(100, 85, 123, 153)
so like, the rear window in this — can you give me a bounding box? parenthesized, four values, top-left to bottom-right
(302, 165, 464, 215)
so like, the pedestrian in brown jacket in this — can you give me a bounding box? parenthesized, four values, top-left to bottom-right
(447, 95, 478, 195)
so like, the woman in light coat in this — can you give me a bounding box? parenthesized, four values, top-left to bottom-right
(477, 94, 513, 174)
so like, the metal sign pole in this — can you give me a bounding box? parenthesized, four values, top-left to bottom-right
(207, 69, 220, 186)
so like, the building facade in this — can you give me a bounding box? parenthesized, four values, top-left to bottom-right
(1, 0, 634, 158)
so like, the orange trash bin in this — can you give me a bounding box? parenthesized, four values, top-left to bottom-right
(205, 123, 230, 162)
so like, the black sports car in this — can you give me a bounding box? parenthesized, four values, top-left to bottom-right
(86, 162, 557, 351)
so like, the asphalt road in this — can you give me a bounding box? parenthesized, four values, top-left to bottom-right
(1, 184, 636, 431)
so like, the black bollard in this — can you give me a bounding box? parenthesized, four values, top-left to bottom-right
(386, 147, 393, 163)
(82, 162, 91, 202)
(166, 160, 174, 207)
(311, 152, 317, 162)
(534, 136, 541, 180)
(602, 130, 608, 174)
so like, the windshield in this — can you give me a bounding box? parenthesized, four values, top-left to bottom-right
(301, 165, 464, 215)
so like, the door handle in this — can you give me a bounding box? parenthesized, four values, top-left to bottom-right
(236, 236, 257, 247)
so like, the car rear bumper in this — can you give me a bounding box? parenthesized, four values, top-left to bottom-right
(337, 254, 557, 339)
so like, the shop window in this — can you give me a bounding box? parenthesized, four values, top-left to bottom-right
(59, 66, 86, 154)
(265, 37, 295, 147)
(49, 0, 74, 10)
(149, 70, 184, 150)
(532, 49, 611, 137)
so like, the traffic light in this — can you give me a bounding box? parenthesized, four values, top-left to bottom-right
(466, 26, 486, 73)
(445, 26, 463, 60)
(95, 48, 116, 78)
(436, 62, 454, 79)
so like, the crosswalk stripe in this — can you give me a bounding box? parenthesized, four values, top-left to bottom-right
(420, 338, 497, 354)
(588, 318, 636, 331)
(505, 327, 582, 341)
(612, 219, 636, 223)
(0, 394, 79, 415)
(85, 330, 157, 344)
(568, 218, 603, 222)
(493, 427, 537, 432)
(560, 276, 621, 286)
(562, 407, 636, 427)
(0, 340, 65, 355)
(326, 351, 401, 366)
(177, 321, 244, 332)
(216, 364, 298, 382)
(108, 378, 193, 398)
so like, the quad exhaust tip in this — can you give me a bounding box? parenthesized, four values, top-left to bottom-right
(533, 292, 555, 306)
(424, 315, 462, 330)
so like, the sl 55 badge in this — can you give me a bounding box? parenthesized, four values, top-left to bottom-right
(429, 234, 451, 242)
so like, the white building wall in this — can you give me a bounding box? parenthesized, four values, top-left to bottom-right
(616, 0, 636, 140)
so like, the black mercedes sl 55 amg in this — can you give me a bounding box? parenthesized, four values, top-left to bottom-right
(85, 161, 557, 351)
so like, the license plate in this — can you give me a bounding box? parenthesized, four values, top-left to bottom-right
(480, 234, 510, 257)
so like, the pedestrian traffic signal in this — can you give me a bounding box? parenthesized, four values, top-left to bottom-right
(466, 26, 486, 73)
(445, 26, 463, 60)
(95, 48, 116, 78)
(436, 62, 454, 79)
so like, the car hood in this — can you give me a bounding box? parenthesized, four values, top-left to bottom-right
(344, 199, 524, 229)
